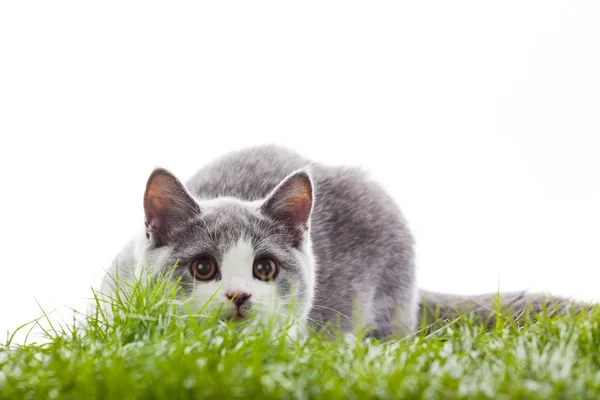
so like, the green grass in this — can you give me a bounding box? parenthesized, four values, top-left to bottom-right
(2, 270, 600, 399)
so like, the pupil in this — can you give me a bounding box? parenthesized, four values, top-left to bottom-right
(258, 262, 270, 275)
(197, 263, 210, 275)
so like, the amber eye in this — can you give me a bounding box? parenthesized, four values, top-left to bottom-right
(190, 257, 218, 281)
(253, 258, 278, 281)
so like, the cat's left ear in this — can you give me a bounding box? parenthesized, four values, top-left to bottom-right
(260, 170, 314, 247)
(144, 168, 200, 247)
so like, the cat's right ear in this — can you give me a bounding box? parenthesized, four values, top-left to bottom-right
(260, 170, 314, 247)
(143, 168, 200, 247)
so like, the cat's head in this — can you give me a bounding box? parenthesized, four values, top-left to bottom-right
(141, 168, 315, 325)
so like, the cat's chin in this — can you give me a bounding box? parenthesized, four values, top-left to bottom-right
(231, 313, 246, 322)
(221, 309, 249, 322)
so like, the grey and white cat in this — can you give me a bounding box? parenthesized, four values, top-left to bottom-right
(102, 145, 583, 339)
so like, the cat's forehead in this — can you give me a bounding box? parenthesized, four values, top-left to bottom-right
(199, 199, 263, 240)
(173, 197, 292, 256)
(200, 197, 258, 223)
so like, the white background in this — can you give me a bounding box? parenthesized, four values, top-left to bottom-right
(1, 1, 599, 341)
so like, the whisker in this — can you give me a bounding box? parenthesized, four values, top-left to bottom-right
(282, 302, 354, 323)
(266, 309, 330, 341)
(250, 299, 340, 337)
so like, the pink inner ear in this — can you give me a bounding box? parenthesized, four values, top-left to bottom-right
(143, 168, 200, 245)
(262, 172, 313, 237)
(144, 175, 178, 222)
(286, 186, 312, 226)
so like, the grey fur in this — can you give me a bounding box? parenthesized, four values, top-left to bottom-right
(103, 145, 586, 339)
(418, 289, 588, 332)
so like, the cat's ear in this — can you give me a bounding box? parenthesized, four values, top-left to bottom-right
(143, 168, 200, 247)
(260, 170, 314, 246)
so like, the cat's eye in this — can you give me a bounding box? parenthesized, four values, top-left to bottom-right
(190, 257, 219, 281)
(253, 258, 278, 281)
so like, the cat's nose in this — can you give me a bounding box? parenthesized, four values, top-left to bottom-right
(225, 291, 251, 308)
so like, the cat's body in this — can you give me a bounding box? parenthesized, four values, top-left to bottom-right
(103, 145, 582, 339)
(184, 146, 418, 337)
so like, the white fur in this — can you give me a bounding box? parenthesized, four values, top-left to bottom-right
(119, 192, 315, 332)
(132, 229, 172, 278)
(295, 239, 316, 322)
(393, 285, 419, 338)
(195, 195, 316, 323)
(187, 238, 282, 318)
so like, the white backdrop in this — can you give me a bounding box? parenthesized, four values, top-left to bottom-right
(1, 1, 599, 339)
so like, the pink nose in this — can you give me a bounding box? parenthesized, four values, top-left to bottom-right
(225, 291, 251, 308)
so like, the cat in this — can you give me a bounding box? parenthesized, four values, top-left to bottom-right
(102, 145, 585, 339)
